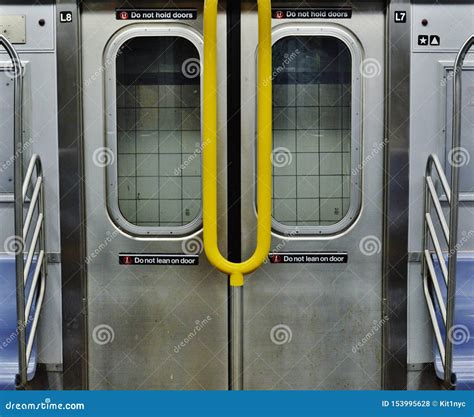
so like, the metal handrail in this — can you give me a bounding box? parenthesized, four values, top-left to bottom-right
(21, 155, 47, 370)
(422, 163, 449, 369)
(426, 154, 452, 204)
(0, 34, 47, 388)
(0, 33, 27, 388)
(422, 35, 474, 389)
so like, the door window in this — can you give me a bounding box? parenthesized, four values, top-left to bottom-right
(106, 29, 203, 236)
(270, 33, 362, 235)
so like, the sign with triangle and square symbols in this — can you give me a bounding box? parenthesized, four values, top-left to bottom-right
(430, 35, 440, 46)
(417, 34, 441, 47)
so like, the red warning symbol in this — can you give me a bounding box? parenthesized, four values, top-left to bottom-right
(275, 10, 285, 19)
(123, 256, 133, 265)
(119, 11, 129, 20)
(272, 255, 283, 263)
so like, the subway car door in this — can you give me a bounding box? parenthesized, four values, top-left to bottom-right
(81, 1, 229, 389)
(240, 2, 386, 389)
(81, 0, 386, 390)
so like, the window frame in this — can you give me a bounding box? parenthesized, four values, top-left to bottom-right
(104, 24, 204, 237)
(265, 24, 364, 237)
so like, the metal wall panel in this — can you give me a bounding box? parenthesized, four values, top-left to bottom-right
(0, 1, 54, 51)
(407, 1, 474, 371)
(0, 1, 62, 369)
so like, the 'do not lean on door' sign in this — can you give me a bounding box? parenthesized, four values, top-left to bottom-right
(119, 254, 199, 266)
(268, 252, 348, 264)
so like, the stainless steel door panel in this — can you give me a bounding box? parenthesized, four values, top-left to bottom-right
(81, 0, 387, 390)
(241, 2, 385, 389)
(81, 0, 228, 390)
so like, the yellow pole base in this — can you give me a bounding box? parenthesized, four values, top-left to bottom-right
(230, 273, 244, 287)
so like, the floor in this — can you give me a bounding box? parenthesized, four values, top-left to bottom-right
(25, 364, 446, 390)
(407, 364, 444, 390)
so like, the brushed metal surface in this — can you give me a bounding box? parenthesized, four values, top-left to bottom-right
(80, 0, 395, 390)
(57, 0, 88, 390)
(382, 0, 410, 390)
(81, 0, 228, 390)
(241, 1, 386, 390)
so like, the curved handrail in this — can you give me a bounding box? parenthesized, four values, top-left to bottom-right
(0, 34, 29, 388)
(425, 155, 450, 243)
(21, 154, 46, 374)
(0, 34, 22, 77)
(202, 0, 272, 286)
(444, 34, 474, 389)
(22, 154, 43, 200)
(421, 35, 474, 390)
(425, 154, 451, 203)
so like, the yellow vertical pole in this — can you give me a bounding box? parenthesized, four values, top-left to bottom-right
(202, 0, 272, 286)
